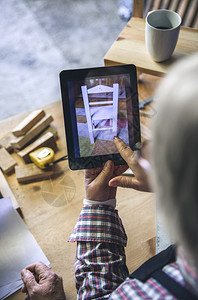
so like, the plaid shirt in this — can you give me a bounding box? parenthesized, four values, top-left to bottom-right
(69, 205, 198, 299)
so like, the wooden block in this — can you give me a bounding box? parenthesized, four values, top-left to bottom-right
(15, 164, 61, 184)
(0, 148, 17, 174)
(0, 170, 22, 216)
(0, 132, 15, 152)
(42, 125, 58, 140)
(18, 131, 57, 163)
(12, 109, 45, 137)
(11, 114, 53, 150)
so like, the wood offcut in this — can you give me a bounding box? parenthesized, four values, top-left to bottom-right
(18, 131, 57, 163)
(12, 109, 45, 137)
(11, 114, 53, 149)
(15, 163, 61, 184)
(41, 125, 58, 140)
(0, 147, 17, 174)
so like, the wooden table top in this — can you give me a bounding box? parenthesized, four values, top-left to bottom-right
(104, 18, 198, 77)
(1, 74, 158, 299)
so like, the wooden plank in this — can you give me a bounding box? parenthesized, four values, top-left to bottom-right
(143, 0, 153, 18)
(18, 131, 57, 163)
(12, 109, 45, 137)
(169, 0, 180, 12)
(41, 125, 58, 140)
(0, 147, 17, 174)
(161, 0, 172, 10)
(183, 0, 198, 27)
(0, 169, 22, 216)
(152, 0, 162, 11)
(15, 163, 61, 184)
(194, 17, 198, 29)
(0, 132, 15, 152)
(12, 125, 58, 154)
(11, 114, 53, 150)
(177, 0, 190, 21)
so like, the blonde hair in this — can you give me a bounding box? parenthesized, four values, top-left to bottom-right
(152, 53, 198, 264)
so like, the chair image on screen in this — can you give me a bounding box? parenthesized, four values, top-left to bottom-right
(81, 83, 119, 144)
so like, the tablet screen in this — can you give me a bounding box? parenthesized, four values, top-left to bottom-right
(60, 65, 140, 170)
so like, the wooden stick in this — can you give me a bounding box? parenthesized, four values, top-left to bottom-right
(18, 131, 57, 163)
(12, 109, 45, 137)
(11, 115, 53, 150)
(0, 148, 17, 174)
(15, 164, 61, 184)
(0, 170, 22, 216)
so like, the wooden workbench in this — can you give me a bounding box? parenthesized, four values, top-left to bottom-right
(1, 74, 158, 299)
(104, 18, 198, 77)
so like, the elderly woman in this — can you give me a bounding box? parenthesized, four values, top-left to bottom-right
(21, 53, 198, 299)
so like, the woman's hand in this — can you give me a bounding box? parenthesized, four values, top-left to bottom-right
(109, 137, 152, 192)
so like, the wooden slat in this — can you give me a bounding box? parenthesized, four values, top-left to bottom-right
(134, 0, 198, 28)
(169, 0, 180, 11)
(11, 115, 53, 150)
(41, 125, 58, 140)
(15, 164, 61, 184)
(194, 16, 198, 29)
(148, 0, 155, 11)
(89, 101, 113, 105)
(152, 0, 162, 11)
(18, 131, 57, 163)
(12, 109, 45, 137)
(143, 0, 153, 18)
(0, 170, 22, 215)
(92, 127, 112, 131)
(177, 0, 190, 20)
(183, 0, 198, 27)
(161, 0, 172, 10)
(0, 148, 17, 174)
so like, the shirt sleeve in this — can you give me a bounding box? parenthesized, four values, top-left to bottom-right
(83, 198, 116, 209)
(69, 205, 129, 299)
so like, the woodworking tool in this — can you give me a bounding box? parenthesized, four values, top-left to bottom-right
(29, 147, 55, 169)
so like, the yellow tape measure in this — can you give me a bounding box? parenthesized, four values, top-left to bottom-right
(29, 147, 55, 169)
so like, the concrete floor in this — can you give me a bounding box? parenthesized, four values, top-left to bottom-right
(0, 0, 126, 121)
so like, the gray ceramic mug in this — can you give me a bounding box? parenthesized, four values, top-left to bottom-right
(145, 9, 181, 62)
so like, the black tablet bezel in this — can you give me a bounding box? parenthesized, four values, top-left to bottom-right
(60, 64, 141, 170)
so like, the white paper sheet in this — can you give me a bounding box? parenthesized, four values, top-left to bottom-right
(0, 197, 50, 299)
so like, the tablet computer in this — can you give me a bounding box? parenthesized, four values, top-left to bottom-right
(60, 64, 141, 170)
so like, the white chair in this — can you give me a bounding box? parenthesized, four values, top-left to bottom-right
(81, 83, 119, 144)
